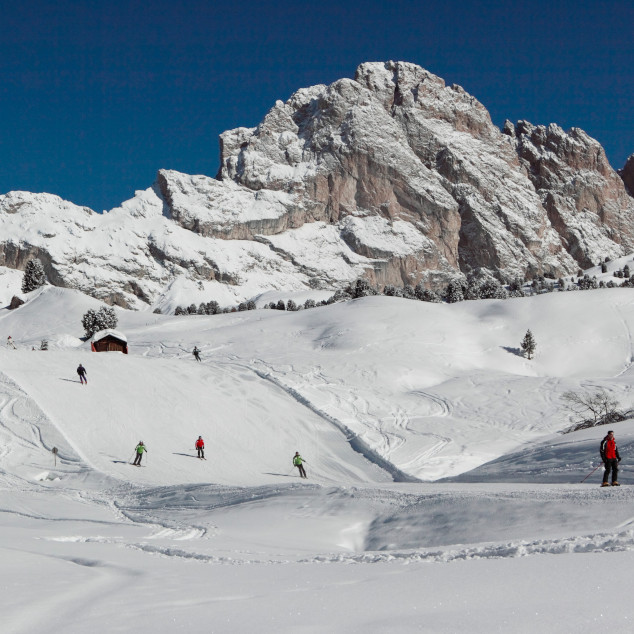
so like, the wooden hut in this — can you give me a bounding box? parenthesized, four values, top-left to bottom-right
(90, 329, 128, 354)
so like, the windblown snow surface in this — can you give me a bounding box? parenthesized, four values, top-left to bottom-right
(2, 281, 634, 632)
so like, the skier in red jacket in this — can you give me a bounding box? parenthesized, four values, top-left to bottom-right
(600, 430, 621, 486)
(195, 436, 205, 459)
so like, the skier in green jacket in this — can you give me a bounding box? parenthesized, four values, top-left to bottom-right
(133, 441, 147, 466)
(293, 452, 307, 478)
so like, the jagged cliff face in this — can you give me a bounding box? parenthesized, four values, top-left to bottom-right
(218, 61, 634, 284)
(1, 61, 633, 309)
(507, 122, 634, 268)
(620, 154, 634, 197)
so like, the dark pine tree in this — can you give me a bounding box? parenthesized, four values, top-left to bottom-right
(521, 329, 536, 360)
(21, 259, 47, 293)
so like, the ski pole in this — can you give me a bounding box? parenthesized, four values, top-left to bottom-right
(580, 463, 604, 483)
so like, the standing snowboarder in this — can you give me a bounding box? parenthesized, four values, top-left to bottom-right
(600, 430, 621, 486)
(293, 452, 307, 478)
(193, 346, 201, 362)
(77, 363, 87, 385)
(133, 441, 147, 466)
(195, 436, 205, 459)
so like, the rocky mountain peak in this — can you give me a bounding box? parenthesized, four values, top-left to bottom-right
(355, 61, 495, 140)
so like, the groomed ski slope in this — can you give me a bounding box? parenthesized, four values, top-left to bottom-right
(0, 350, 391, 487)
(5, 284, 634, 481)
(2, 284, 634, 632)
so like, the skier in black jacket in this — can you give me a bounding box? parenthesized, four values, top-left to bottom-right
(600, 430, 621, 486)
(77, 363, 87, 385)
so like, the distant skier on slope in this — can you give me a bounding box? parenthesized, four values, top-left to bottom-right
(293, 452, 307, 478)
(77, 363, 87, 385)
(193, 346, 201, 362)
(600, 430, 621, 486)
(195, 436, 205, 459)
(7, 335, 16, 349)
(133, 441, 147, 466)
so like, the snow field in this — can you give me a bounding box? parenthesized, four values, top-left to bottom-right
(2, 285, 634, 631)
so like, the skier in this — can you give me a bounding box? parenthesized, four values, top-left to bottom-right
(7, 336, 16, 349)
(195, 436, 205, 459)
(77, 363, 88, 385)
(293, 452, 307, 478)
(600, 430, 621, 486)
(133, 441, 147, 466)
(193, 346, 201, 362)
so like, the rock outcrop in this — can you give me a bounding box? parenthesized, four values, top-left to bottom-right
(218, 61, 634, 284)
(1, 61, 633, 310)
(620, 154, 634, 197)
(508, 122, 634, 267)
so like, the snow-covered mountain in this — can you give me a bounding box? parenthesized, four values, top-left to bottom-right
(2, 61, 633, 310)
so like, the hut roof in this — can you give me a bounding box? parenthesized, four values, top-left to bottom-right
(90, 329, 128, 344)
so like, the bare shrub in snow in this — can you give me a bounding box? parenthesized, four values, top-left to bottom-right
(561, 389, 626, 432)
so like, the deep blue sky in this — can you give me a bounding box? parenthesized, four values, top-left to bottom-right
(1, 0, 632, 211)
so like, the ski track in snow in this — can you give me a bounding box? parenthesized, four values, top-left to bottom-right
(51, 530, 634, 566)
(1, 346, 620, 567)
(33, 486, 634, 567)
(614, 302, 634, 377)
(225, 357, 458, 480)
(134, 338, 556, 482)
(303, 528, 634, 564)
(237, 359, 420, 483)
(0, 373, 81, 490)
(38, 483, 634, 568)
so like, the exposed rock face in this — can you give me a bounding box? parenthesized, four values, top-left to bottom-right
(156, 170, 306, 240)
(217, 74, 463, 287)
(620, 154, 634, 196)
(219, 61, 634, 285)
(509, 122, 634, 267)
(9, 295, 24, 310)
(1, 61, 633, 309)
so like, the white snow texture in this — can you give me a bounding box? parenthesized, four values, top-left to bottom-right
(1, 275, 634, 632)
